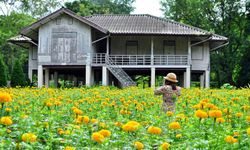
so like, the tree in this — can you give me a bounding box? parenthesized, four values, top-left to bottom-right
(0, 52, 7, 86)
(11, 59, 26, 87)
(160, 0, 249, 87)
(65, 0, 135, 16)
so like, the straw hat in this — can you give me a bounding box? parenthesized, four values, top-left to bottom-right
(164, 73, 178, 83)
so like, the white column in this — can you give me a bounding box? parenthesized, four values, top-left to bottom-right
(185, 67, 191, 88)
(102, 66, 108, 86)
(85, 65, 92, 86)
(151, 36, 154, 65)
(106, 37, 109, 54)
(205, 70, 210, 88)
(38, 65, 43, 88)
(188, 37, 192, 65)
(151, 67, 155, 88)
(54, 71, 58, 87)
(200, 73, 205, 88)
(45, 68, 49, 88)
(28, 68, 32, 82)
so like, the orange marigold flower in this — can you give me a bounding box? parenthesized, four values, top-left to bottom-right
(91, 118, 98, 124)
(92, 132, 105, 143)
(161, 142, 170, 150)
(134, 141, 144, 150)
(83, 116, 89, 124)
(168, 122, 181, 130)
(216, 118, 225, 123)
(0, 116, 13, 126)
(147, 126, 162, 135)
(99, 129, 111, 137)
(209, 110, 222, 118)
(166, 111, 174, 117)
(195, 110, 208, 118)
(0, 93, 12, 103)
(225, 135, 237, 143)
(73, 108, 83, 115)
(22, 133, 37, 143)
(114, 122, 122, 127)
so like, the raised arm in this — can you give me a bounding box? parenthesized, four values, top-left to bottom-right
(154, 86, 165, 95)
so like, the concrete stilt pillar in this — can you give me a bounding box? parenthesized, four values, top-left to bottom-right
(28, 68, 32, 82)
(38, 65, 43, 88)
(45, 68, 49, 88)
(102, 66, 108, 86)
(200, 72, 205, 88)
(151, 67, 155, 88)
(85, 65, 92, 86)
(185, 67, 191, 88)
(54, 71, 58, 88)
(205, 70, 210, 88)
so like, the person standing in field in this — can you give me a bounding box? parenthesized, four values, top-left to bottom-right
(154, 73, 181, 113)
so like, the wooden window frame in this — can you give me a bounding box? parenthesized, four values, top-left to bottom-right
(191, 42, 204, 60)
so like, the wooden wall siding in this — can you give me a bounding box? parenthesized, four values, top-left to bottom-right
(191, 42, 210, 71)
(38, 14, 92, 65)
(110, 36, 188, 55)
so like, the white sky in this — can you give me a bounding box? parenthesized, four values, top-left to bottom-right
(1, 0, 164, 17)
(132, 0, 163, 17)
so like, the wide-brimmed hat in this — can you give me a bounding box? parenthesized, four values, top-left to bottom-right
(164, 73, 178, 83)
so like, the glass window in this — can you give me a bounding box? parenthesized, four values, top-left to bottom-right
(191, 42, 203, 60)
(163, 40, 175, 55)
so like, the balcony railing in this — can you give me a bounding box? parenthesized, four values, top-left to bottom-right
(91, 53, 188, 66)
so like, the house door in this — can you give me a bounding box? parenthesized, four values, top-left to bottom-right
(51, 32, 77, 63)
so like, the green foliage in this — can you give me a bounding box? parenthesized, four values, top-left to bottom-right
(220, 83, 236, 90)
(10, 59, 26, 87)
(160, 0, 249, 87)
(0, 52, 7, 86)
(65, 0, 135, 16)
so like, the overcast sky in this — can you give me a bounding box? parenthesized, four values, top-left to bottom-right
(132, 0, 163, 17)
(0, 0, 164, 17)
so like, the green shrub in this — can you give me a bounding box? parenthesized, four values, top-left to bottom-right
(11, 60, 26, 87)
(0, 53, 7, 86)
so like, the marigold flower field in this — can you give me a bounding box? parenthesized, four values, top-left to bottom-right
(0, 87, 249, 149)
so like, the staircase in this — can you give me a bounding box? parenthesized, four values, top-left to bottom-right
(105, 55, 136, 87)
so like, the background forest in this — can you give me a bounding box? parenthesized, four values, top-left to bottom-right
(0, 0, 249, 87)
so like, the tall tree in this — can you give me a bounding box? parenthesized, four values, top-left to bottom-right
(161, 0, 249, 87)
(65, 0, 135, 16)
(0, 52, 7, 86)
(11, 59, 26, 87)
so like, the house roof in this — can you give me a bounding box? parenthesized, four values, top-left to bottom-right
(8, 35, 37, 49)
(85, 14, 227, 41)
(20, 7, 108, 40)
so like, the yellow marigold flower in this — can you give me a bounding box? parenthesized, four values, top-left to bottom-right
(21, 115, 28, 119)
(235, 112, 243, 118)
(223, 108, 231, 115)
(45, 101, 53, 107)
(0, 93, 12, 103)
(5, 108, 12, 112)
(83, 116, 89, 124)
(114, 122, 122, 127)
(161, 142, 170, 150)
(216, 117, 225, 123)
(99, 129, 111, 137)
(57, 128, 64, 135)
(6, 129, 11, 133)
(225, 135, 237, 143)
(122, 121, 140, 132)
(209, 110, 222, 118)
(99, 122, 107, 128)
(233, 131, 239, 137)
(166, 111, 174, 117)
(64, 146, 76, 150)
(0, 116, 13, 126)
(169, 122, 181, 130)
(91, 118, 98, 124)
(22, 133, 37, 143)
(134, 141, 144, 150)
(195, 110, 208, 118)
(92, 132, 105, 143)
(73, 108, 83, 115)
(176, 134, 182, 138)
(247, 128, 250, 136)
(147, 126, 162, 135)
(246, 116, 250, 122)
